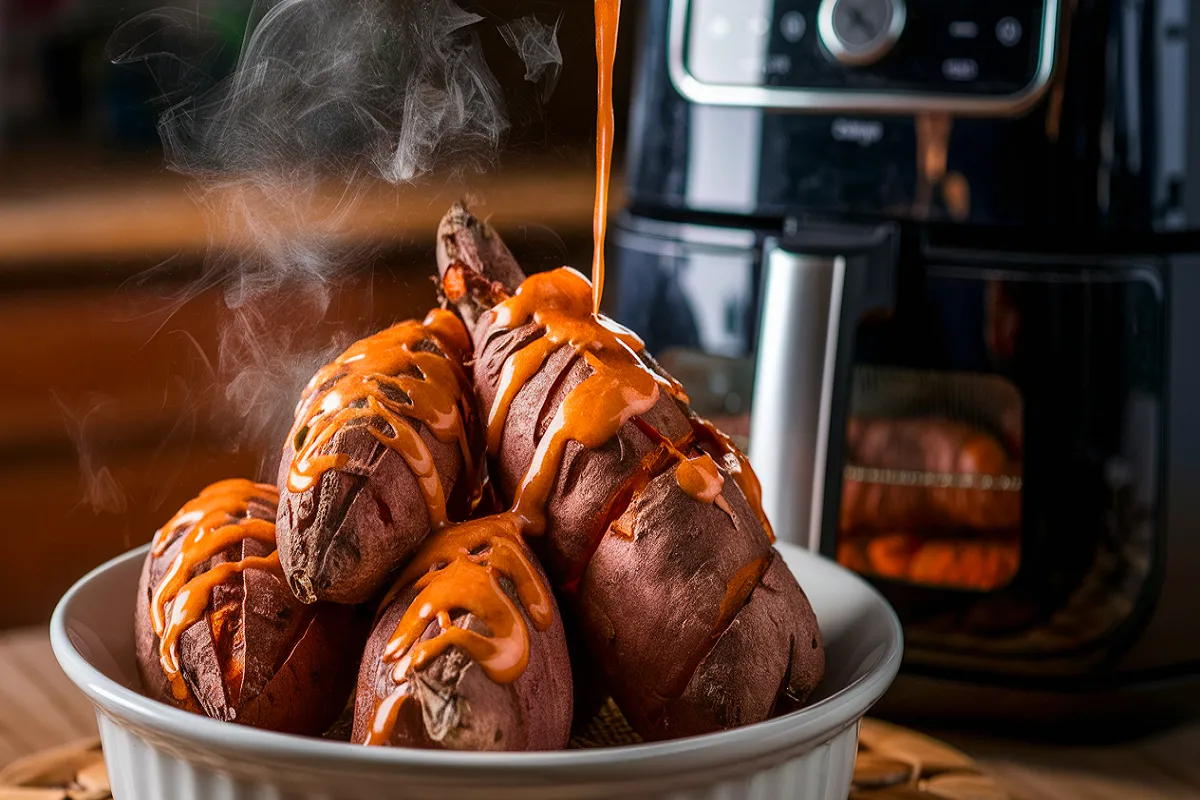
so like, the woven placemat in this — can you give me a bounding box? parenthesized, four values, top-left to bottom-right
(851, 719, 1010, 800)
(568, 697, 643, 749)
(0, 715, 1009, 800)
(0, 737, 109, 800)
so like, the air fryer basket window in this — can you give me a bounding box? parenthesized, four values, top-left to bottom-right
(835, 263, 1164, 670)
(836, 367, 1024, 593)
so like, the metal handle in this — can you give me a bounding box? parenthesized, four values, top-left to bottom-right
(748, 249, 847, 550)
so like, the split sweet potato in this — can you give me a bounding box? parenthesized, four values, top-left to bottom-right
(275, 312, 481, 604)
(436, 203, 825, 742)
(351, 521, 573, 750)
(838, 529, 1021, 591)
(134, 481, 366, 735)
(840, 417, 1022, 531)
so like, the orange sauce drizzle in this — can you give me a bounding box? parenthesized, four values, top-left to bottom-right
(676, 453, 728, 506)
(485, 268, 769, 534)
(285, 309, 477, 529)
(366, 513, 553, 745)
(592, 0, 621, 314)
(367, 0, 768, 745)
(487, 268, 670, 535)
(149, 479, 282, 701)
(631, 415, 735, 515)
(690, 417, 775, 543)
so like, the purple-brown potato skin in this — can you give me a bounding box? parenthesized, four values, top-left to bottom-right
(275, 417, 468, 605)
(468, 308, 825, 741)
(351, 543, 573, 751)
(436, 203, 825, 742)
(134, 500, 366, 736)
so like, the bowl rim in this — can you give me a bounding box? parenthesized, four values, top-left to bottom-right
(50, 542, 903, 775)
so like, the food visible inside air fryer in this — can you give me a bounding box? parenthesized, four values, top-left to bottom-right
(841, 417, 1022, 531)
(837, 415, 1023, 591)
(837, 530, 1021, 592)
(132, 202, 827, 750)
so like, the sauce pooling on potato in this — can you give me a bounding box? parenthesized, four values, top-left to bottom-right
(488, 268, 687, 534)
(486, 267, 771, 532)
(689, 416, 775, 542)
(286, 308, 478, 529)
(149, 479, 281, 700)
(366, 513, 554, 745)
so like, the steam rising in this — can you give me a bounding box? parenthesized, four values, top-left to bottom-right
(55, 395, 128, 515)
(106, 0, 563, 473)
(499, 14, 564, 103)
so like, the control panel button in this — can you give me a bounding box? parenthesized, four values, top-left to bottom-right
(948, 20, 979, 40)
(817, 0, 907, 67)
(996, 16, 1023, 47)
(780, 11, 808, 43)
(942, 58, 980, 81)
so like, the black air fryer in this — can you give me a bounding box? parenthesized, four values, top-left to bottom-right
(608, 0, 1200, 735)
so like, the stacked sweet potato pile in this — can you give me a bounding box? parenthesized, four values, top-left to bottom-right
(133, 204, 826, 750)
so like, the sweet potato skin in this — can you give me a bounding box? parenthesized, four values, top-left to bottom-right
(578, 470, 771, 708)
(439, 202, 825, 741)
(135, 508, 366, 735)
(651, 554, 824, 740)
(276, 418, 467, 605)
(469, 303, 825, 742)
(351, 547, 573, 751)
(840, 417, 1021, 531)
(474, 321, 690, 585)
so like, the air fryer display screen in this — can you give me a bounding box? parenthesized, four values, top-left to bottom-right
(682, 0, 1050, 99)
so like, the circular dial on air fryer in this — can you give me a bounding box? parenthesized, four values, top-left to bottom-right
(819, 0, 906, 66)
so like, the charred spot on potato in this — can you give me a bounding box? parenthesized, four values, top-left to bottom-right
(535, 353, 584, 442)
(376, 380, 413, 406)
(412, 338, 444, 356)
(417, 672, 466, 743)
(289, 572, 316, 605)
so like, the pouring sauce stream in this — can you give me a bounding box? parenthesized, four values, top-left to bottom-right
(592, 0, 621, 314)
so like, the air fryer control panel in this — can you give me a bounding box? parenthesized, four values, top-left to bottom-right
(670, 0, 1060, 114)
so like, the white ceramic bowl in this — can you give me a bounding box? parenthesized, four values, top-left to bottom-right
(51, 542, 902, 800)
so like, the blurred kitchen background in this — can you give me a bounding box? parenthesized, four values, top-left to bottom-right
(0, 0, 640, 628)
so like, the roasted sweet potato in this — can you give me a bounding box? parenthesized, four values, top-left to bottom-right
(276, 311, 481, 604)
(436, 203, 825, 742)
(837, 529, 1021, 591)
(840, 417, 1022, 531)
(351, 516, 573, 750)
(135, 479, 366, 735)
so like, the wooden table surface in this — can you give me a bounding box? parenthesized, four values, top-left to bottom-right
(4, 627, 1198, 799)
